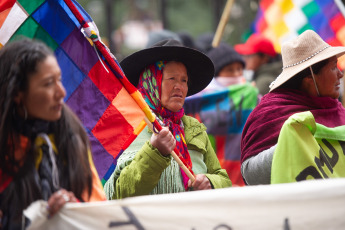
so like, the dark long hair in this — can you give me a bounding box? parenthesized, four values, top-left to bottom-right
(0, 39, 92, 220)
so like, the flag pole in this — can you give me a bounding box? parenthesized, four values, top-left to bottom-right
(144, 117, 195, 182)
(212, 0, 234, 48)
(64, 0, 195, 182)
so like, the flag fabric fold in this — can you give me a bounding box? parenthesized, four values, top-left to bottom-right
(184, 83, 259, 186)
(251, 0, 345, 69)
(62, 0, 195, 185)
(0, 0, 146, 185)
(271, 111, 345, 183)
(1, 0, 195, 186)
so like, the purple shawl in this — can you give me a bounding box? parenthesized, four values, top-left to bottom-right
(241, 88, 345, 163)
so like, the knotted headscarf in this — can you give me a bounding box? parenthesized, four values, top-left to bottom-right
(137, 61, 192, 190)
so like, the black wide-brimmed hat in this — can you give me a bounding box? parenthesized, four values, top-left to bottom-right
(120, 39, 215, 96)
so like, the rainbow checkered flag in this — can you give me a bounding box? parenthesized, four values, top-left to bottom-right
(0, 0, 146, 185)
(184, 83, 259, 186)
(251, 0, 345, 69)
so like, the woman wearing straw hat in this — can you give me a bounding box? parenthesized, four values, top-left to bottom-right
(104, 39, 232, 199)
(240, 30, 345, 185)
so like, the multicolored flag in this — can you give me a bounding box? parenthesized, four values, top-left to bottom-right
(184, 83, 259, 186)
(251, 0, 345, 68)
(271, 111, 345, 183)
(0, 0, 146, 185)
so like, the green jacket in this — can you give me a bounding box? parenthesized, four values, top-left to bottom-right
(104, 115, 232, 199)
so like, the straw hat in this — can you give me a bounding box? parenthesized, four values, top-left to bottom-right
(269, 30, 345, 91)
(120, 39, 214, 96)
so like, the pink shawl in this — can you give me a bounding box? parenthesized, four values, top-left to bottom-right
(241, 88, 345, 163)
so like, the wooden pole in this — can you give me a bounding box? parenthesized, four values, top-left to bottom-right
(160, 0, 168, 29)
(64, 0, 195, 183)
(105, 0, 114, 53)
(212, 0, 234, 48)
(144, 117, 195, 182)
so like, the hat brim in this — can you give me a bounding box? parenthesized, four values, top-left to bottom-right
(270, 46, 345, 92)
(120, 46, 214, 96)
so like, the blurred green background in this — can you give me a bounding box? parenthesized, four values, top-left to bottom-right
(78, 0, 259, 60)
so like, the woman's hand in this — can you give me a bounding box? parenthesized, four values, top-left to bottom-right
(47, 189, 77, 218)
(150, 127, 176, 156)
(188, 174, 212, 190)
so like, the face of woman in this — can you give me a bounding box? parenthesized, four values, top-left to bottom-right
(315, 56, 343, 99)
(161, 61, 188, 112)
(16, 55, 66, 121)
(218, 62, 244, 77)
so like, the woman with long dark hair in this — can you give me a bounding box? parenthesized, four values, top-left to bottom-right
(0, 39, 105, 229)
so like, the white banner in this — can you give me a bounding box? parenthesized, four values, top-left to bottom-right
(25, 178, 345, 230)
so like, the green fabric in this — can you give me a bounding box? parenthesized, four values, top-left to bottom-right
(104, 115, 232, 199)
(18, 0, 45, 14)
(10, 17, 58, 51)
(189, 149, 207, 174)
(228, 83, 259, 110)
(271, 111, 345, 184)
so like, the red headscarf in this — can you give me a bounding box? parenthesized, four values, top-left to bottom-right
(137, 61, 192, 190)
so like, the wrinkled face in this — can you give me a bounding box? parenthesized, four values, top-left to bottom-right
(315, 56, 343, 99)
(218, 62, 244, 77)
(16, 55, 66, 121)
(161, 61, 188, 112)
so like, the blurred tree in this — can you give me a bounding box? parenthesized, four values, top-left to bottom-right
(78, 0, 258, 57)
(166, 0, 213, 36)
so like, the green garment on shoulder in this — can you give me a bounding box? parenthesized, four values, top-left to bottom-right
(104, 115, 232, 199)
(271, 111, 345, 184)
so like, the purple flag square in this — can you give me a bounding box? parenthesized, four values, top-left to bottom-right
(89, 132, 114, 179)
(61, 28, 99, 76)
(56, 47, 86, 100)
(66, 76, 110, 131)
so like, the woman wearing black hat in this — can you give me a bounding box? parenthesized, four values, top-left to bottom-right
(104, 40, 232, 199)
